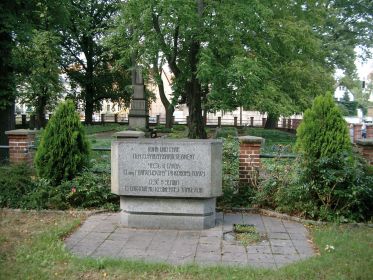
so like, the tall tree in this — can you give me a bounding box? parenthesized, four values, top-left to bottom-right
(14, 0, 67, 129)
(61, 0, 132, 124)
(0, 0, 37, 159)
(15, 31, 63, 129)
(117, 0, 372, 136)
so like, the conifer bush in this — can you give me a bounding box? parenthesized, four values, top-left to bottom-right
(294, 93, 373, 221)
(35, 100, 90, 185)
(296, 93, 351, 160)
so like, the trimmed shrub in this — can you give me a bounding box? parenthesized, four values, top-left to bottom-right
(217, 135, 254, 208)
(35, 100, 90, 185)
(294, 93, 373, 221)
(296, 93, 351, 160)
(0, 164, 33, 208)
(20, 171, 119, 211)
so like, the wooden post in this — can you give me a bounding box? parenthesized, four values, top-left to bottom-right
(21, 114, 27, 127)
(156, 115, 160, 125)
(262, 118, 266, 127)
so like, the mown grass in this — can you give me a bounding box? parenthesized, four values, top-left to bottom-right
(84, 124, 126, 135)
(239, 127, 296, 154)
(1, 210, 372, 280)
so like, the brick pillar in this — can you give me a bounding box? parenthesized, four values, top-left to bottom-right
(5, 129, 36, 164)
(353, 124, 362, 142)
(367, 125, 373, 138)
(356, 139, 373, 165)
(238, 136, 264, 185)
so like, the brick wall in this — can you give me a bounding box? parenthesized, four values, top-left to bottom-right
(356, 139, 373, 165)
(238, 136, 263, 185)
(5, 129, 36, 164)
(350, 124, 373, 142)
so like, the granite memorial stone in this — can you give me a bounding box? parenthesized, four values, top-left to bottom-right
(111, 139, 222, 229)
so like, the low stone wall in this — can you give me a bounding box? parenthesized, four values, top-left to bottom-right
(5, 129, 36, 164)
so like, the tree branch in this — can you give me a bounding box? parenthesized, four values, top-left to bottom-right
(151, 9, 180, 77)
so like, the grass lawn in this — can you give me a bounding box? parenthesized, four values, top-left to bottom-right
(84, 124, 126, 135)
(1, 209, 372, 280)
(239, 127, 296, 154)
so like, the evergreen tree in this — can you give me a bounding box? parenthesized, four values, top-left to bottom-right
(296, 93, 351, 161)
(35, 100, 90, 185)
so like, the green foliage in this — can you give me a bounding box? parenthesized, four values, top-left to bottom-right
(215, 127, 238, 139)
(217, 135, 254, 208)
(254, 158, 299, 211)
(277, 93, 373, 221)
(61, 0, 132, 123)
(337, 101, 358, 116)
(239, 127, 296, 154)
(14, 30, 62, 121)
(1, 167, 119, 211)
(35, 100, 90, 185)
(296, 93, 351, 160)
(0, 164, 33, 208)
(61, 171, 118, 210)
(84, 124, 125, 135)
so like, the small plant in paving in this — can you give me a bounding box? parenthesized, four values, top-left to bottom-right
(35, 100, 90, 185)
(233, 224, 266, 246)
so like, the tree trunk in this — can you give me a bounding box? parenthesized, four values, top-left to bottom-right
(35, 95, 47, 129)
(186, 37, 206, 139)
(155, 65, 174, 129)
(0, 104, 15, 160)
(186, 0, 206, 139)
(265, 113, 279, 129)
(85, 93, 94, 124)
(84, 36, 94, 124)
(165, 105, 174, 129)
(0, 29, 15, 160)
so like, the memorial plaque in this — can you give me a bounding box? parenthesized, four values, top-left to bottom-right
(111, 139, 223, 229)
(112, 139, 222, 198)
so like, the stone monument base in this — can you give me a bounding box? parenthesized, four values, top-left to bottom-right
(128, 116, 148, 129)
(120, 197, 216, 230)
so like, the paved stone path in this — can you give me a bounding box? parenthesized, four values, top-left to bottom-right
(65, 212, 315, 268)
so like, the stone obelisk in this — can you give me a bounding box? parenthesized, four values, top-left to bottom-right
(128, 66, 148, 129)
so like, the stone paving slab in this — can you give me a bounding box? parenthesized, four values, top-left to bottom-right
(64, 212, 316, 269)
